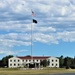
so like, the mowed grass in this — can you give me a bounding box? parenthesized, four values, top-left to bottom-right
(0, 68, 75, 74)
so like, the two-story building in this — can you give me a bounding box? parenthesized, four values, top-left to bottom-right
(8, 56, 59, 68)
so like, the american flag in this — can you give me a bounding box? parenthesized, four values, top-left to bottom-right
(32, 11, 36, 16)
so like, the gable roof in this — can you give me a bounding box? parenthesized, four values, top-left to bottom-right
(17, 56, 50, 60)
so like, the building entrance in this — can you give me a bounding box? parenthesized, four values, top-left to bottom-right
(29, 63, 35, 68)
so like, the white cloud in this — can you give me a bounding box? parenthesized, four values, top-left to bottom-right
(0, 21, 56, 33)
(0, 39, 31, 47)
(33, 33, 58, 44)
(38, 27, 56, 32)
(0, 33, 31, 41)
(57, 31, 75, 42)
(0, 47, 28, 55)
(0, 1, 6, 8)
(0, 0, 75, 49)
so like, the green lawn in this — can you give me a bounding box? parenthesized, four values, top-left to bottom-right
(0, 68, 75, 74)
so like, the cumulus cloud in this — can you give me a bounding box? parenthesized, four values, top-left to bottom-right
(0, 39, 31, 47)
(0, 0, 75, 55)
(57, 31, 75, 42)
(33, 33, 58, 44)
(0, 47, 28, 55)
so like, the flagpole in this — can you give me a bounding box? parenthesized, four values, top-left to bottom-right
(31, 10, 33, 62)
(31, 10, 37, 63)
(31, 22, 33, 58)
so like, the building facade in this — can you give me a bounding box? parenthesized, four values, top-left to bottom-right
(8, 56, 59, 68)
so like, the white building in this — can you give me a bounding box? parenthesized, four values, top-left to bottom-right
(8, 56, 59, 68)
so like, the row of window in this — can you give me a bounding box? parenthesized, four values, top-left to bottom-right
(51, 63, 58, 66)
(51, 59, 58, 62)
(10, 64, 20, 66)
(10, 59, 40, 62)
(10, 59, 58, 62)
(10, 63, 58, 67)
(10, 60, 20, 62)
(23, 60, 39, 62)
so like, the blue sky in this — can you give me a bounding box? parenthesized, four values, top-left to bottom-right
(0, 0, 75, 59)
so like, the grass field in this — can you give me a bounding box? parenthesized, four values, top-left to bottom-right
(0, 68, 75, 74)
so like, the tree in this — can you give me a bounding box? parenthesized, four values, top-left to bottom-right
(0, 60, 4, 67)
(2, 55, 13, 67)
(40, 60, 50, 67)
(64, 57, 72, 69)
(74, 56, 75, 64)
(59, 55, 64, 68)
(70, 56, 75, 69)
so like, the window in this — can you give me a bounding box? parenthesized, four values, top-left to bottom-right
(23, 60, 24, 62)
(10, 60, 12, 62)
(18, 64, 20, 66)
(33, 60, 34, 62)
(18, 60, 20, 62)
(14, 60, 16, 62)
(14, 64, 16, 66)
(56, 64, 57, 66)
(52, 64, 54, 66)
(37, 60, 38, 62)
(10, 64, 12, 66)
(52, 60, 54, 62)
(29, 60, 31, 62)
(26, 60, 27, 62)
(56, 60, 57, 62)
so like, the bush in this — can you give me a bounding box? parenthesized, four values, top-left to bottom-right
(66, 66, 69, 69)
(70, 65, 75, 69)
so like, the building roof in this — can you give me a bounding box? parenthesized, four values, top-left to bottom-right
(17, 56, 50, 60)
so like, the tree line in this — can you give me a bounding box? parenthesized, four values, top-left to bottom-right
(0, 55, 13, 67)
(59, 55, 75, 69)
